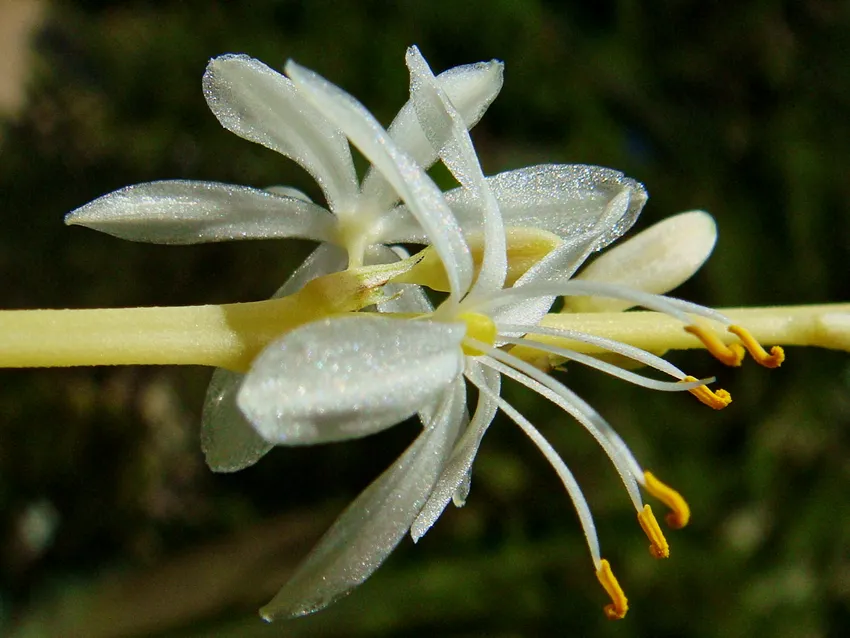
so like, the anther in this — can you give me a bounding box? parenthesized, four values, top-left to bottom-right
(637, 504, 670, 559)
(681, 375, 732, 410)
(643, 471, 691, 529)
(684, 324, 745, 367)
(727, 325, 785, 368)
(596, 559, 628, 620)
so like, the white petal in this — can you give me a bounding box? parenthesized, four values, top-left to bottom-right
(285, 60, 474, 303)
(203, 54, 359, 211)
(454, 164, 645, 244)
(238, 315, 466, 445)
(200, 368, 272, 472)
(488, 188, 635, 328)
(566, 210, 718, 312)
(406, 46, 507, 299)
(65, 181, 336, 244)
(380, 164, 646, 246)
(201, 243, 348, 472)
(410, 362, 500, 541)
(260, 379, 465, 620)
(360, 54, 504, 209)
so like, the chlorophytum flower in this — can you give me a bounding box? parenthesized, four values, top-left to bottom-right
(1, 44, 848, 625)
(231, 46, 792, 621)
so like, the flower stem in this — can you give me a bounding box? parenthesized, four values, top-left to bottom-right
(517, 304, 850, 359)
(1, 302, 847, 371)
(0, 297, 333, 372)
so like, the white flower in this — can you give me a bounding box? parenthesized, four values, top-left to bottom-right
(63, 47, 650, 475)
(233, 46, 780, 622)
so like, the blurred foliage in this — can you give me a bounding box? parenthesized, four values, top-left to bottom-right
(1, 0, 849, 636)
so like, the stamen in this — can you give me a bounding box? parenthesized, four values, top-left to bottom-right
(681, 375, 732, 410)
(637, 504, 670, 559)
(596, 559, 628, 620)
(684, 324, 745, 367)
(460, 313, 498, 356)
(643, 471, 691, 529)
(727, 325, 785, 368)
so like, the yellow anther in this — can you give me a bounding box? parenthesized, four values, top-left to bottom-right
(684, 324, 746, 367)
(596, 559, 628, 620)
(727, 325, 785, 368)
(637, 504, 670, 559)
(643, 471, 691, 529)
(681, 375, 732, 410)
(460, 312, 498, 357)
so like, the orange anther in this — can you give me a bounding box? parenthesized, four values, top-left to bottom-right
(643, 471, 691, 529)
(637, 504, 670, 559)
(727, 325, 785, 368)
(682, 375, 732, 410)
(684, 324, 745, 367)
(596, 559, 628, 620)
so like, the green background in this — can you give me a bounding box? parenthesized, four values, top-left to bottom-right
(1, 1, 848, 636)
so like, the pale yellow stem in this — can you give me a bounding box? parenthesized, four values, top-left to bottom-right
(0, 258, 420, 371)
(510, 304, 850, 362)
(1, 302, 847, 372)
(0, 297, 333, 372)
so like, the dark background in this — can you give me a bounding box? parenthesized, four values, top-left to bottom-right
(1, 1, 848, 636)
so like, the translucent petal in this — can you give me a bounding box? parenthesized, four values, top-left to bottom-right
(410, 362, 500, 541)
(406, 46, 507, 299)
(381, 164, 646, 245)
(260, 379, 465, 620)
(488, 188, 635, 328)
(65, 181, 336, 244)
(285, 60, 474, 303)
(238, 315, 466, 445)
(201, 244, 348, 472)
(566, 210, 717, 312)
(361, 53, 504, 209)
(203, 54, 359, 211)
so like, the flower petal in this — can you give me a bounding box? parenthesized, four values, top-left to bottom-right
(488, 188, 636, 328)
(360, 54, 504, 210)
(65, 181, 337, 244)
(238, 315, 466, 445)
(201, 243, 348, 472)
(565, 210, 718, 312)
(406, 45, 507, 299)
(381, 164, 646, 245)
(260, 378, 465, 620)
(203, 54, 359, 211)
(284, 60, 474, 303)
(410, 362, 500, 541)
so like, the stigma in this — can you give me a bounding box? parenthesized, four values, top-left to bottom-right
(637, 504, 670, 559)
(685, 323, 784, 368)
(681, 375, 732, 410)
(642, 471, 691, 529)
(596, 559, 628, 620)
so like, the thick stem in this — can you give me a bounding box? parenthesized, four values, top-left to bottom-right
(510, 304, 850, 362)
(0, 297, 333, 372)
(1, 302, 847, 371)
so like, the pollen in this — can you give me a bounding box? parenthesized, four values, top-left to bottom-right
(684, 324, 746, 367)
(637, 504, 670, 559)
(681, 375, 732, 410)
(460, 312, 498, 356)
(596, 559, 628, 620)
(643, 471, 691, 529)
(727, 325, 785, 368)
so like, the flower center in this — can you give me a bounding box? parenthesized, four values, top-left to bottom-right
(459, 312, 497, 356)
